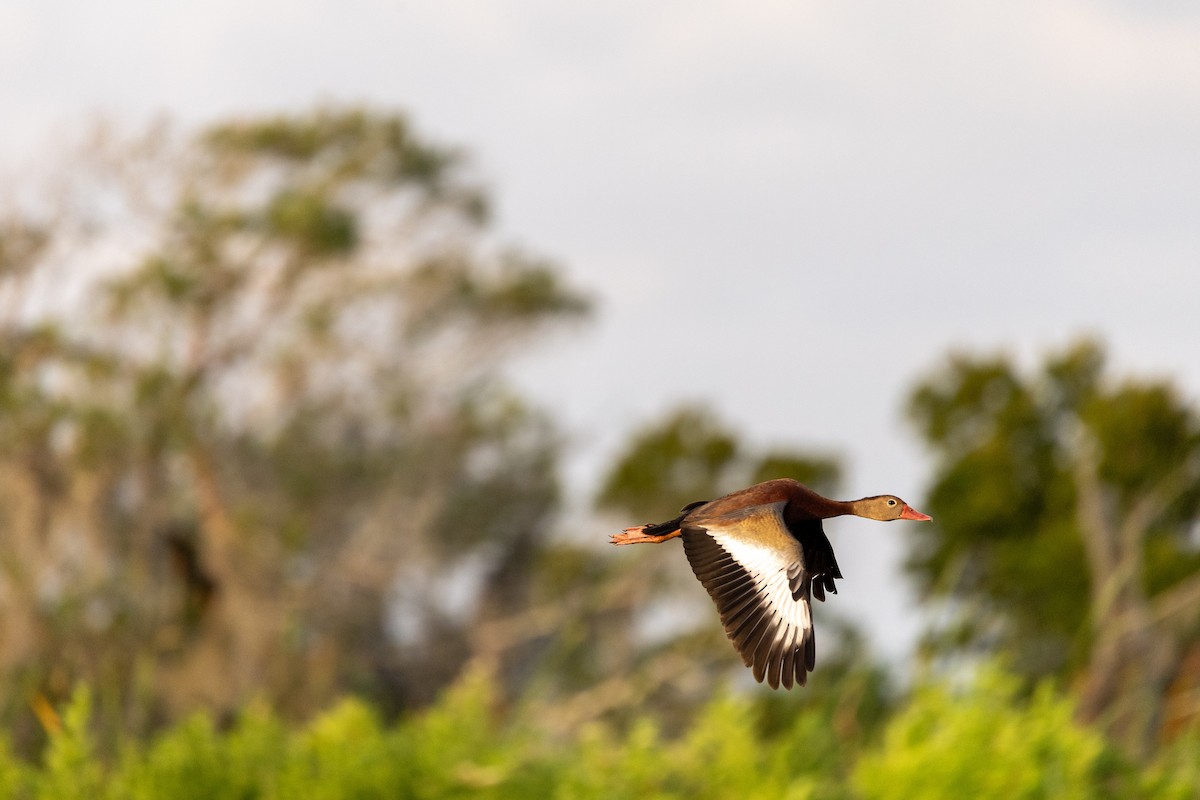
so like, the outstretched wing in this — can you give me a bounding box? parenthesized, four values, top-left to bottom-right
(681, 501, 817, 689)
(792, 520, 841, 603)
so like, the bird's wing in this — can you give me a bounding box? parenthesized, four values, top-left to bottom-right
(790, 519, 841, 603)
(681, 501, 816, 689)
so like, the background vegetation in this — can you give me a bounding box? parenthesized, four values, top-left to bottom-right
(1, 105, 1198, 794)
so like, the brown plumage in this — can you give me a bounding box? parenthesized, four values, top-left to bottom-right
(611, 478, 931, 689)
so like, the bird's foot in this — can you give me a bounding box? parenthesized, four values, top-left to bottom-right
(609, 526, 682, 546)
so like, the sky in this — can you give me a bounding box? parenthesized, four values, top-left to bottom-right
(3, 0, 1200, 662)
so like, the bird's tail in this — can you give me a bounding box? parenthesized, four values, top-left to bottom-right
(611, 500, 708, 545)
(644, 499, 708, 535)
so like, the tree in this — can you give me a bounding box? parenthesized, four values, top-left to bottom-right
(0, 107, 588, 742)
(906, 339, 1200, 754)
(597, 404, 841, 522)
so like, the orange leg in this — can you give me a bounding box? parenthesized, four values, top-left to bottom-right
(609, 526, 683, 546)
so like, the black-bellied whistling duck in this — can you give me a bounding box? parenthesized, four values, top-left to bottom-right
(611, 478, 931, 689)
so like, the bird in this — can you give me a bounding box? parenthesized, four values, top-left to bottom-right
(610, 478, 931, 689)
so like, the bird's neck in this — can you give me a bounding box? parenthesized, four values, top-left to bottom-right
(823, 498, 857, 518)
(841, 498, 877, 518)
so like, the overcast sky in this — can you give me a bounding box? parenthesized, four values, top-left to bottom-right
(4, 0, 1199, 662)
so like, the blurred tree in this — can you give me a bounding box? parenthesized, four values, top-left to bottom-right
(0, 107, 588, 742)
(906, 339, 1200, 755)
(597, 403, 841, 522)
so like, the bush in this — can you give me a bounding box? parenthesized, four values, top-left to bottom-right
(5, 665, 1199, 798)
(853, 667, 1125, 800)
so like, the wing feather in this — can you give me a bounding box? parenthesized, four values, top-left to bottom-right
(681, 501, 821, 689)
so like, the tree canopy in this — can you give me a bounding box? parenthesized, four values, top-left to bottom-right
(597, 403, 841, 522)
(0, 107, 589, 741)
(906, 339, 1200, 752)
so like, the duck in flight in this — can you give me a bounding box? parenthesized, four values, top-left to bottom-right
(611, 478, 931, 689)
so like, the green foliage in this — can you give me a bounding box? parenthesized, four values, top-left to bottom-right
(7, 671, 1200, 800)
(405, 251, 589, 339)
(1142, 729, 1200, 800)
(557, 700, 828, 800)
(598, 405, 739, 519)
(205, 107, 488, 219)
(0, 104, 591, 741)
(597, 404, 841, 521)
(7, 666, 1200, 799)
(264, 190, 358, 255)
(906, 339, 1200, 678)
(854, 667, 1124, 800)
(111, 708, 287, 800)
(749, 453, 841, 495)
(38, 688, 104, 800)
(0, 739, 31, 799)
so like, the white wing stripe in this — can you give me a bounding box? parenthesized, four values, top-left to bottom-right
(708, 530, 813, 687)
(710, 532, 811, 639)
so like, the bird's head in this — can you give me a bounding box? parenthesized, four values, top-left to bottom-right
(856, 495, 932, 522)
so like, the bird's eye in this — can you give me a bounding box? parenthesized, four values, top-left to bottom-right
(887, 499, 897, 506)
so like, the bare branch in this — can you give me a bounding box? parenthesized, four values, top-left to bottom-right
(1152, 573, 1200, 631)
(1072, 431, 1120, 606)
(1119, 456, 1200, 556)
